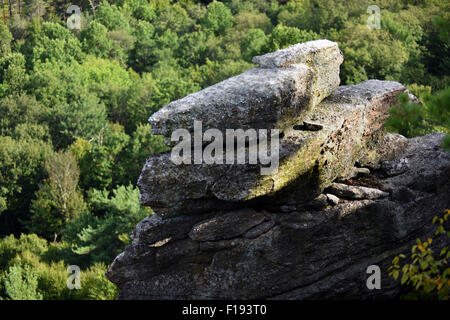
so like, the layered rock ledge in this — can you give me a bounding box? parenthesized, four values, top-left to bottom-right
(107, 133, 450, 299)
(138, 80, 407, 217)
(149, 40, 343, 140)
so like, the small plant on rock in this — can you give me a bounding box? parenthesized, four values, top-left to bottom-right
(388, 209, 449, 300)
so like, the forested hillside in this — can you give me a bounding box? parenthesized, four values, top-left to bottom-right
(0, 0, 448, 299)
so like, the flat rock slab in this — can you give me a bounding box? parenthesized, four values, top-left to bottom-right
(305, 194, 328, 210)
(189, 208, 266, 241)
(328, 183, 389, 200)
(138, 80, 407, 217)
(149, 40, 343, 141)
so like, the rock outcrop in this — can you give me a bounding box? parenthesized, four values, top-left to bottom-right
(106, 40, 450, 299)
(139, 79, 408, 217)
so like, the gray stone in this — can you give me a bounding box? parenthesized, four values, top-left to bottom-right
(326, 193, 340, 205)
(338, 167, 371, 180)
(188, 208, 266, 241)
(149, 40, 343, 142)
(253, 39, 340, 68)
(105, 41, 449, 300)
(358, 133, 409, 169)
(328, 183, 389, 200)
(253, 39, 343, 107)
(305, 194, 328, 210)
(381, 132, 450, 194)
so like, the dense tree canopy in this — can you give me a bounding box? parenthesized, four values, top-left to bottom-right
(0, 0, 448, 300)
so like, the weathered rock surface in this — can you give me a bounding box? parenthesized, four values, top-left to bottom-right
(328, 183, 389, 199)
(138, 80, 407, 217)
(107, 41, 449, 300)
(326, 193, 340, 205)
(107, 133, 450, 299)
(149, 40, 343, 140)
(305, 194, 328, 210)
(188, 208, 267, 241)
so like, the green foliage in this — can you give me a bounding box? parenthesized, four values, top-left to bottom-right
(423, 16, 450, 80)
(0, 94, 45, 136)
(77, 123, 129, 190)
(0, 234, 48, 271)
(389, 210, 450, 300)
(129, 20, 156, 72)
(177, 30, 209, 67)
(53, 94, 108, 148)
(126, 0, 156, 22)
(278, 0, 348, 32)
(81, 22, 115, 59)
(385, 93, 429, 137)
(155, 3, 193, 35)
(192, 58, 253, 88)
(266, 23, 303, 51)
(76, 263, 119, 299)
(234, 10, 272, 34)
(241, 28, 268, 62)
(116, 123, 169, 186)
(425, 87, 450, 147)
(23, 21, 84, 68)
(335, 23, 409, 84)
(64, 184, 152, 264)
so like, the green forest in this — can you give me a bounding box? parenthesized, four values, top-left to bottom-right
(0, 0, 448, 300)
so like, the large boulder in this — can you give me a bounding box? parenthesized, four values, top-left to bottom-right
(107, 133, 450, 299)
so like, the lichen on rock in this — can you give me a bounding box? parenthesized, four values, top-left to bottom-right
(106, 40, 450, 300)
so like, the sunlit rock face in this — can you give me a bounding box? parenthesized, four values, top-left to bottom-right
(108, 133, 450, 300)
(106, 40, 450, 300)
(149, 40, 343, 140)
